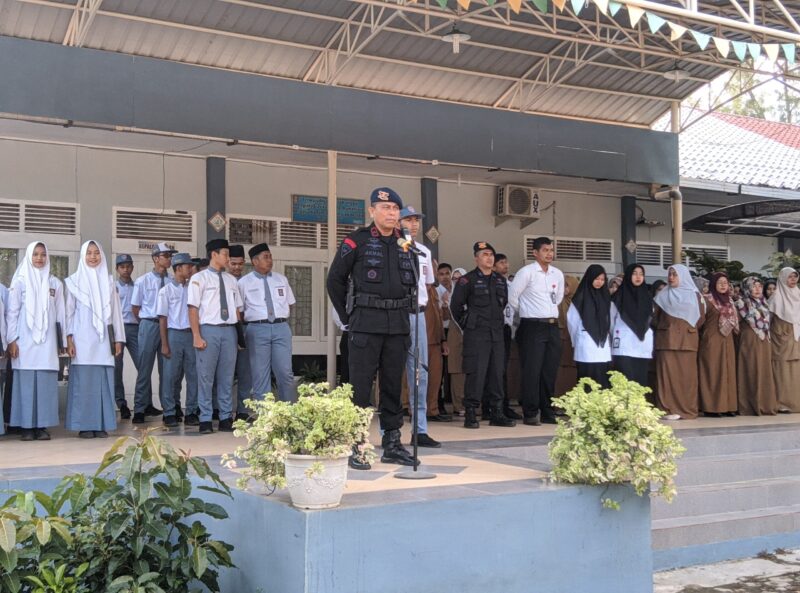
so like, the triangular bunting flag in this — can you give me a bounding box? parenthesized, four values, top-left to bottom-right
(747, 43, 761, 60)
(668, 23, 687, 41)
(608, 0, 622, 16)
(764, 44, 780, 62)
(485, 0, 497, 4)
(627, 5, 644, 27)
(553, 0, 567, 9)
(570, 0, 584, 14)
(593, 0, 609, 15)
(532, 0, 549, 12)
(457, 0, 471, 8)
(435, 0, 448, 8)
(690, 30, 710, 50)
(646, 12, 666, 34)
(508, 0, 522, 11)
(732, 40, 748, 61)
(782, 43, 796, 65)
(713, 37, 730, 57)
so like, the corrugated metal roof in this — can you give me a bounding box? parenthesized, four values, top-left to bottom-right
(0, 0, 765, 127)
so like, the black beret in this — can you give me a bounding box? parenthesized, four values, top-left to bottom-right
(205, 239, 229, 253)
(228, 244, 245, 258)
(248, 243, 270, 259)
(473, 241, 496, 256)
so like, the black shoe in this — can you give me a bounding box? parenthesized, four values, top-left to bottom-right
(34, 428, 51, 441)
(490, 414, 516, 427)
(704, 412, 722, 418)
(174, 406, 184, 422)
(523, 415, 541, 426)
(504, 407, 523, 420)
(94, 431, 108, 438)
(464, 408, 480, 429)
(380, 429, 416, 466)
(163, 415, 178, 428)
(212, 409, 220, 421)
(724, 411, 737, 417)
(427, 414, 452, 423)
(412, 433, 442, 448)
(132, 412, 145, 424)
(184, 413, 200, 426)
(21, 429, 35, 441)
(218, 418, 234, 432)
(119, 405, 131, 420)
(144, 405, 162, 417)
(235, 413, 249, 422)
(199, 421, 214, 434)
(541, 415, 558, 425)
(348, 445, 371, 471)
(78, 431, 95, 439)
(481, 410, 491, 421)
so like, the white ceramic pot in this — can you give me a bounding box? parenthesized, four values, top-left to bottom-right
(284, 453, 349, 510)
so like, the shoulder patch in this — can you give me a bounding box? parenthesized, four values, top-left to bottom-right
(191, 280, 200, 286)
(341, 237, 356, 256)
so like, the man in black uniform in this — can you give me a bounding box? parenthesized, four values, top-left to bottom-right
(327, 187, 416, 469)
(449, 242, 516, 430)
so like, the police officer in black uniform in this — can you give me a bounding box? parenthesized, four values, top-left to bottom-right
(327, 187, 417, 469)
(449, 242, 516, 430)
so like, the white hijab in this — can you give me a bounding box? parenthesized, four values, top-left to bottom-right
(654, 264, 703, 327)
(11, 241, 51, 344)
(65, 240, 112, 339)
(768, 267, 800, 341)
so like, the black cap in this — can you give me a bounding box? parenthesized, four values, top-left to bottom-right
(229, 244, 245, 258)
(370, 187, 403, 208)
(248, 243, 270, 259)
(205, 239, 229, 254)
(473, 241, 496, 256)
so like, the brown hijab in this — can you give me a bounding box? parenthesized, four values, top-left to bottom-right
(558, 275, 580, 329)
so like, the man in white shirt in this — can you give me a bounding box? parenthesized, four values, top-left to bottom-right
(188, 239, 243, 435)
(399, 206, 440, 448)
(239, 243, 297, 405)
(508, 236, 564, 425)
(157, 253, 198, 428)
(113, 254, 137, 419)
(131, 242, 176, 423)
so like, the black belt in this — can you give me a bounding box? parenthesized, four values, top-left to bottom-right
(523, 317, 558, 324)
(354, 294, 412, 310)
(169, 328, 192, 332)
(140, 318, 158, 323)
(201, 323, 236, 327)
(412, 306, 426, 314)
(247, 318, 288, 324)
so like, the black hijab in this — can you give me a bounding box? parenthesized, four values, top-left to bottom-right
(612, 264, 653, 341)
(572, 264, 611, 347)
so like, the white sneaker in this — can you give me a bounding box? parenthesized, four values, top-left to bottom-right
(663, 414, 681, 421)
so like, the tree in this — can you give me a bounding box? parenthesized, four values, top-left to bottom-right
(718, 70, 769, 119)
(772, 84, 800, 124)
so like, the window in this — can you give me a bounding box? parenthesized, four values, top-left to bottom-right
(0, 248, 18, 286)
(49, 255, 70, 281)
(636, 242, 730, 271)
(284, 265, 313, 337)
(114, 209, 194, 242)
(228, 215, 358, 250)
(0, 199, 79, 236)
(524, 236, 614, 262)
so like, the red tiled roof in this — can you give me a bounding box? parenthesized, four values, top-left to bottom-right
(714, 112, 800, 150)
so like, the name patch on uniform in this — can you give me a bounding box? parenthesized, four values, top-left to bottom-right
(192, 281, 200, 286)
(277, 288, 285, 297)
(49, 288, 55, 297)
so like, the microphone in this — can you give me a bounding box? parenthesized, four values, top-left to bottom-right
(397, 228, 423, 255)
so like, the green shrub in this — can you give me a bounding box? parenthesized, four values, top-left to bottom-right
(548, 372, 685, 509)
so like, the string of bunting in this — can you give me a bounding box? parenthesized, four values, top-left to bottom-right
(411, 0, 798, 65)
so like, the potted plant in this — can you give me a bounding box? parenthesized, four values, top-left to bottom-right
(231, 382, 374, 510)
(548, 372, 685, 509)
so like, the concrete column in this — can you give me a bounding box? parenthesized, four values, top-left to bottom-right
(420, 178, 439, 262)
(670, 102, 683, 265)
(206, 157, 226, 241)
(326, 151, 338, 387)
(620, 195, 637, 269)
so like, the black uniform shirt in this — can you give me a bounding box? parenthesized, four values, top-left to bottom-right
(449, 267, 507, 341)
(327, 224, 416, 335)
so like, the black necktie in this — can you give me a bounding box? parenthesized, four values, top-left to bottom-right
(219, 272, 229, 321)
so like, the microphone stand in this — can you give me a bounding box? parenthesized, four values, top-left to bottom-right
(395, 239, 436, 481)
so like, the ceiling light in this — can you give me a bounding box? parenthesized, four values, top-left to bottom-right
(442, 24, 470, 54)
(662, 62, 691, 82)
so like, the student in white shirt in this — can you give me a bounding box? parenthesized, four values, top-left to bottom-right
(227, 244, 252, 422)
(6, 242, 67, 441)
(157, 253, 198, 428)
(188, 239, 242, 435)
(113, 254, 137, 419)
(609, 264, 654, 387)
(64, 240, 125, 438)
(131, 242, 176, 423)
(398, 206, 441, 448)
(508, 236, 564, 425)
(239, 243, 296, 405)
(567, 264, 612, 388)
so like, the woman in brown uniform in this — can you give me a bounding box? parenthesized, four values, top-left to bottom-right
(769, 267, 800, 413)
(735, 276, 777, 415)
(698, 272, 739, 417)
(554, 275, 580, 397)
(653, 264, 706, 420)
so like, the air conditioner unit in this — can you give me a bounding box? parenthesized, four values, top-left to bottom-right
(496, 185, 541, 219)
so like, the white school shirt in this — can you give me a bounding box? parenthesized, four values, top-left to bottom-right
(414, 243, 435, 308)
(7, 276, 66, 371)
(116, 279, 138, 325)
(509, 261, 564, 319)
(157, 281, 191, 330)
(609, 302, 653, 360)
(238, 271, 296, 322)
(436, 284, 450, 329)
(131, 270, 171, 320)
(566, 303, 612, 363)
(66, 276, 125, 367)
(187, 267, 242, 325)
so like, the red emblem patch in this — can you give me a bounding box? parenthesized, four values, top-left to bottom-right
(344, 238, 357, 249)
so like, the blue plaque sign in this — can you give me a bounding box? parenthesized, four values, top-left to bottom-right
(291, 195, 365, 226)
